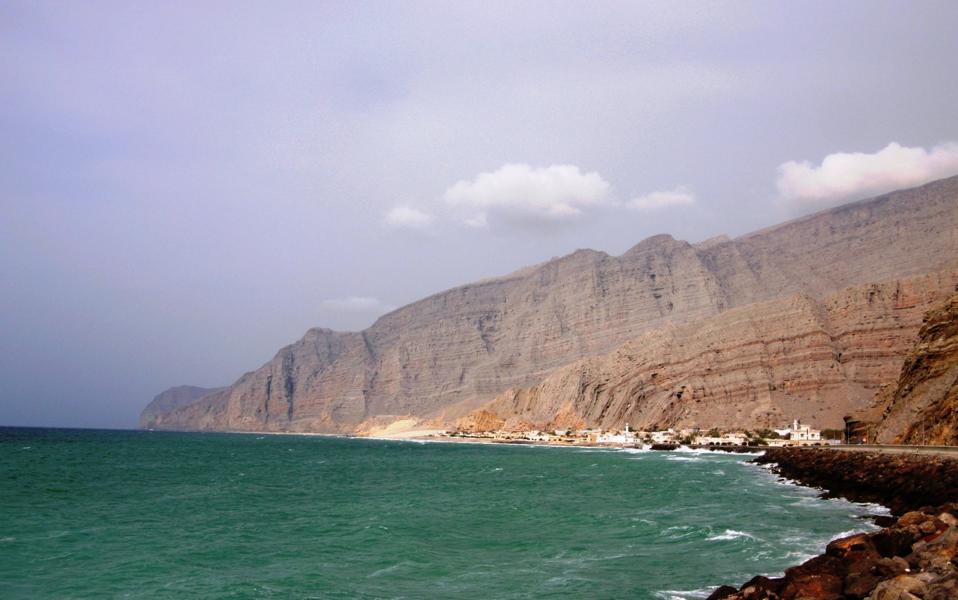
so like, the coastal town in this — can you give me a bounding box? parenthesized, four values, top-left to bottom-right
(439, 418, 842, 448)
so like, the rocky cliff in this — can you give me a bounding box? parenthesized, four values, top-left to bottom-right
(143, 175, 958, 433)
(871, 291, 958, 445)
(139, 385, 225, 429)
(469, 268, 958, 431)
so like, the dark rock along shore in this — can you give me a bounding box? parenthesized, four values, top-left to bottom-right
(708, 448, 958, 600)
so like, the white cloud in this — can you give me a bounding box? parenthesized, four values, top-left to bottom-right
(320, 296, 395, 313)
(627, 186, 696, 211)
(443, 164, 611, 227)
(777, 142, 958, 209)
(383, 205, 435, 229)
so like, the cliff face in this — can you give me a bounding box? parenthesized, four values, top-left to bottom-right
(139, 385, 225, 429)
(144, 175, 958, 433)
(873, 291, 958, 445)
(476, 269, 957, 431)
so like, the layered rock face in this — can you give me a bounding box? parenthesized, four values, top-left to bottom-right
(143, 176, 958, 433)
(477, 268, 957, 431)
(872, 292, 958, 445)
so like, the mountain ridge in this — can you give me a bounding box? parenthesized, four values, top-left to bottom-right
(141, 174, 958, 433)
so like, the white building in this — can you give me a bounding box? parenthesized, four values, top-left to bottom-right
(596, 424, 637, 444)
(788, 419, 821, 442)
(649, 429, 676, 444)
(694, 432, 747, 446)
(771, 419, 823, 445)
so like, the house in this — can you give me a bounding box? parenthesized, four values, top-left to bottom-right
(596, 424, 637, 444)
(649, 429, 676, 444)
(770, 419, 824, 445)
(694, 432, 748, 446)
(788, 419, 821, 442)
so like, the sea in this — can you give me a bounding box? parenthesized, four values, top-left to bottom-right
(0, 428, 887, 599)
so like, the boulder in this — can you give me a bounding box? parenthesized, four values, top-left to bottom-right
(705, 585, 738, 600)
(737, 575, 783, 599)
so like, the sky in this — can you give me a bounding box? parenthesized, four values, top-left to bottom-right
(2, 1, 958, 428)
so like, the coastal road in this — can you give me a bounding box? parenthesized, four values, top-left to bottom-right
(819, 444, 958, 457)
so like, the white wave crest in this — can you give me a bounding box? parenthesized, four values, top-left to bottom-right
(706, 529, 758, 542)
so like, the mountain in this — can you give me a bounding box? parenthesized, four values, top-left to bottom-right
(869, 290, 958, 445)
(142, 175, 958, 433)
(139, 385, 225, 429)
(466, 268, 956, 432)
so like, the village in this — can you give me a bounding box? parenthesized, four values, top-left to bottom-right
(441, 419, 843, 448)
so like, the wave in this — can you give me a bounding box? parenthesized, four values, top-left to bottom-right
(706, 529, 758, 542)
(666, 455, 703, 462)
(654, 588, 713, 599)
(619, 446, 651, 454)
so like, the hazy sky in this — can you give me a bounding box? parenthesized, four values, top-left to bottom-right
(3, 1, 958, 428)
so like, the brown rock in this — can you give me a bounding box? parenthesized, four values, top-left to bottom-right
(454, 409, 505, 434)
(706, 585, 739, 600)
(873, 529, 923, 558)
(870, 287, 958, 446)
(899, 512, 931, 527)
(924, 572, 958, 600)
(919, 520, 940, 535)
(843, 569, 882, 600)
(827, 532, 877, 560)
(738, 575, 783, 599)
(873, 556, 912, 577)
(780, 574, 843, 600)
(870, 575, 928, 600)
(910, 526, 958, 571)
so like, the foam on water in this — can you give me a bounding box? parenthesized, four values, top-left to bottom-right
(706, 529, 759, 542)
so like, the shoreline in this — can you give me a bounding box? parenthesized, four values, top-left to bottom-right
(141, 427, 958, 598)
(707, 448, 958, 599)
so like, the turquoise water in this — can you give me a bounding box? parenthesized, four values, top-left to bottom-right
(0, 429, 884, 599)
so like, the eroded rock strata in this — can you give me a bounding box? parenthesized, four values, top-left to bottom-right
(142, 176, 958, 433)
(471, 269, 957, 432)
(871, 292, 958, 446)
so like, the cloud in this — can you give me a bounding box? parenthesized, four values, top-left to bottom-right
(627, 186, 696, 211)
(443, 164, 611, 228)
(320, 296, 395, 313)
(383, 205, 435, 229)
(777, 142, 958, 209)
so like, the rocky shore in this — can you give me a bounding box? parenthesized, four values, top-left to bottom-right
(708, 448, 958, 600)
(754, 448, 958, 516)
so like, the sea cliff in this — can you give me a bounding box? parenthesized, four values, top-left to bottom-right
(143, 176, 958, 434)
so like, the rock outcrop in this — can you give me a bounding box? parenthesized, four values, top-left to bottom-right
(871, 292, 958, 445)
(142, 175, 958, 433)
